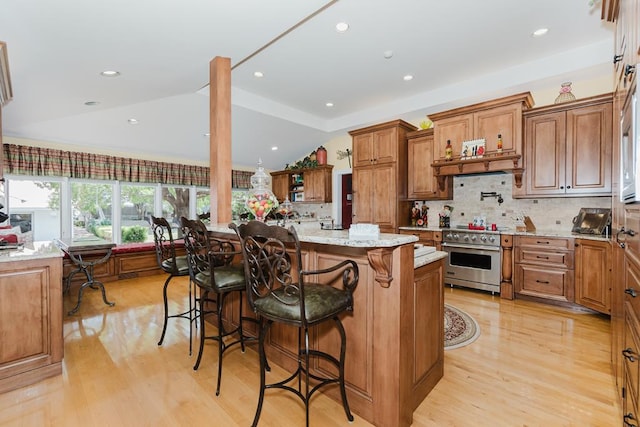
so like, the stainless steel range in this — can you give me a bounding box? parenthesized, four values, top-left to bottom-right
(442, 228, 501, 294)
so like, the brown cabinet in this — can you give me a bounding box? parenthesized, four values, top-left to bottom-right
(406, 128, 452, 200)
(514, 236, 575, 303)
(430, 93, 533, 161)
(516, 94, 613, 198)
(575, 238, 612, 314)
(0, 255, 63, 393)
(350, 120, 416, 233)
(270, 165, 333, 204)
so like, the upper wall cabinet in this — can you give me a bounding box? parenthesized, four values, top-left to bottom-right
(428, 92, 534, 187)
(406, 128, 452, 200)
(514, 94, 613, 198)
(270, 165, 333, 203)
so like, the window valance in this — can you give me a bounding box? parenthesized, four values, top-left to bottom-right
(2, 144, 253, 189)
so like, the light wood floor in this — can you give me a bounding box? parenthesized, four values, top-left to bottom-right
(0, 275, 620, 426)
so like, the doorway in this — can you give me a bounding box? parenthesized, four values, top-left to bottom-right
(341, 173, 352, 229)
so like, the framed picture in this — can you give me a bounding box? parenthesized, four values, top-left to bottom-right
(461, 138, 486, 158)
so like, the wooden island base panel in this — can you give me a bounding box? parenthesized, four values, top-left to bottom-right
(208, 223, 446, 427)
(0, 243, 64, 394)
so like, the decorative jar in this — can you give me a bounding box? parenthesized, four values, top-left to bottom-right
(554, 82, 576, 104)
(246, 160, 279, 222)
(316, 146, 327, 165)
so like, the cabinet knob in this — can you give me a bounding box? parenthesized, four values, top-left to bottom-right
(566, 185, 571, 189)
(560, 186, 564, 189)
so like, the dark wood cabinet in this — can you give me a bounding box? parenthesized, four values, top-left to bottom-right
(516, 94, 613, 198)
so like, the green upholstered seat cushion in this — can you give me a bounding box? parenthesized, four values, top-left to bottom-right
(253, 283, 352, 324)
(194, 265, 245, 292)
(161, 255, 190, 275)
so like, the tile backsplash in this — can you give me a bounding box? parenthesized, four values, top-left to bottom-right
(420, 173, 611, 232)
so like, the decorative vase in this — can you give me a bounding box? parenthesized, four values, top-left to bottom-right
(246, 159, 279, 222)
(554, 82, 576, 104)
(316, 146, 327, 165)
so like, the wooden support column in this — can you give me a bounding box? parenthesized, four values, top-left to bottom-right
(209, 56, 232, 224)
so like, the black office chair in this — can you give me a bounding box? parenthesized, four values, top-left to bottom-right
(150, 216, 194, 353)
(180, 217, 258, 396)
(230, 220, 359, 427)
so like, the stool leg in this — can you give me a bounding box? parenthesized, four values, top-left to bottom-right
(215, 294, 224, 396)
(252, 319, 271, 427)
(157, 274, 173, 346)
(193, 289, 209, 371)
(335, 317, 354, 422)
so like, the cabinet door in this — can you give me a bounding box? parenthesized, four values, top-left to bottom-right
(474, 103, 521, 154)
(271, 173, 290, 202)
(575, 239, 612, 314)
(407, 135, 438, 199)
(566, 103, 613, 195)
(353, 167, 373, 224)
(433, 114, 473, 160)
(523, 111, 567, 195)
(353, 133, 374, 167)
(304, 168, 330, 202)
(372, 165, 396, 231)
(373, 127, 398, 164)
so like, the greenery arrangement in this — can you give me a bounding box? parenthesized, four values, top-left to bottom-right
(285, 156, 318, 170)
(122, 225, 148, 243)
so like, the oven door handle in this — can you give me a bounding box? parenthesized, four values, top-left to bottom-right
(442, 243, 501, 252)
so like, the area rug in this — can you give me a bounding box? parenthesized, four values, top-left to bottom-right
(444, 304, 481, 350)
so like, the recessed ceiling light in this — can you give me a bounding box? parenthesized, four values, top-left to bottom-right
(204, 133, 210, 137)
(84, 101, 100, 106)
(101, 70, 121, 77)
(403, 75, 414, 81)
(336, 22, 349, 33)
(254, 71, 264, 78)
(127, 118, 139, 125)
(326, 102, 334, 107)
(383, 50, 394, 59)
(271, 146, 278, 151)
(532, 28, 548, 37)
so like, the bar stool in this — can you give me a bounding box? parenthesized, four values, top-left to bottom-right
(150, 216, 193, 353)
(230, 220, 359, 427)
(180, 217, 259, 396)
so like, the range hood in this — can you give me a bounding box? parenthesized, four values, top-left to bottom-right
(431, 152, 524, 191)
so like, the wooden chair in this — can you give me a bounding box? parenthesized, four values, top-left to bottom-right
(230, 220, 359, 427)
(150, 216, 193, 353)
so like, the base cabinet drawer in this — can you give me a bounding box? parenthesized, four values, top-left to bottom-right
(515, 247, 574, 268)
(514, 263, 574, 302)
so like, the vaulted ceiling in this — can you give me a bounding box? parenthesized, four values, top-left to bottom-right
(0, 0, 614, 170)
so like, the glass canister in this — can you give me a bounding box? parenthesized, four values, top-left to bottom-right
(246, 160, 279, 222)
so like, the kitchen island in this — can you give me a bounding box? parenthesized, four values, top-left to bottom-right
(0, 242, 64, 393)
(207, 223, 446, 427)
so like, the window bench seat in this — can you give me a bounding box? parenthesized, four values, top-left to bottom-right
(62, 241, 186, 287)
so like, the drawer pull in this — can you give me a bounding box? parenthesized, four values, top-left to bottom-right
(623, 348, 637, 362)
(624, 413, 639, 427)
(536, 255, 549, 259)
(625, 288, 638, 298)
(536, 241, 550, 244)
(535, 280, 550, 284)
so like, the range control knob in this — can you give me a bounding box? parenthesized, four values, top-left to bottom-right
(488, 236, 496, 243)
(480, 235, 488, 242)
(445, 233, 453, 239)
(470, 235, 477, 241)
(463, 235, 470, 241)
(453, 234, 459, 240)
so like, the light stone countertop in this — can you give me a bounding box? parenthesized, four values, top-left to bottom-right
(0, 241, 63, 263)
(414, 251, 447, 269)
(208, 223, 418, 248)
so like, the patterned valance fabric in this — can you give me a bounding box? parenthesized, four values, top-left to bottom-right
(2, 144, 253, 189)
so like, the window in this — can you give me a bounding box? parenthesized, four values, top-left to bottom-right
(196, 187, 210, 220)
(162, 185, 190, 234)
(121, 184, 155, 244)
(232, 189, 249, 220)
(71, 181, 114, 242)
(6, 179, 61, 242)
